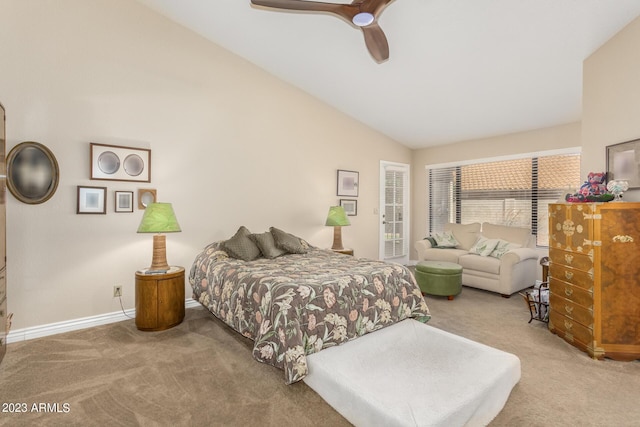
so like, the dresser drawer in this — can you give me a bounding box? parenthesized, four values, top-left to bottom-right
(549, 279, 593, 309)
(549, 249, 593, 271)
(549, 263, 593, 291)
(549, 292, 593, 327)
(549, 309, 593, 348)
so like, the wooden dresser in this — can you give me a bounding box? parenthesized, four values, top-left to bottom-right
(0, 102, 6, 365)
(548, 202, 640, 361)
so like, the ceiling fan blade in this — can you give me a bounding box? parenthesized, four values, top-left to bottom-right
(251, 0, 355, 22)
(357, 0, 395, 17)
(361, 23, 389, 62)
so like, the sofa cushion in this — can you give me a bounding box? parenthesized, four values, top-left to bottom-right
(489, 239, 522, 259)
(459, 254, 501, 275)
(481, 223, 531, 247)
(431, 231, 459, 248)
(420, 248, 468, 264)
(469, 236, 501, 257)
(444, 222, 481, 251)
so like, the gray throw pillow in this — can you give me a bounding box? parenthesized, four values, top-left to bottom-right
(270, 227, 308, 254)
(222, 226, 261, 261)
(250, 232, 287, 259)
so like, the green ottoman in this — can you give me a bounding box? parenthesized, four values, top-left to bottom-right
(415, 261, 462, 300)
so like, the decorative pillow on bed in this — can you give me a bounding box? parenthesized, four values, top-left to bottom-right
(489, 239, 522, 259)
(469, 235, 500, 257)
(431, 231, 459, 248)
(250, 231, 287, 259)
(270, 227, 309, 254)
(222, 226, 262, 261)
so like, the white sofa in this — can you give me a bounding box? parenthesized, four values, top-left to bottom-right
(414, 222, 539, 297)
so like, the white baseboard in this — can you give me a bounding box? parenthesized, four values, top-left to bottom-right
(6, 298, 203, 344)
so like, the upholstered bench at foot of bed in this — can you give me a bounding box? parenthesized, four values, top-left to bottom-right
(415, 260, 463, 300)
(303, 319, 521, 427)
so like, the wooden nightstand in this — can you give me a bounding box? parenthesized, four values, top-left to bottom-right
(331, 248, 354, 256)
(135, 266, 185, 331)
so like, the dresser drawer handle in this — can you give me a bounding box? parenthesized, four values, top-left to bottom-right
(565, 271, 574, 280)
(564, 254, 573, 264)
(612, 235, 634, 243)
(564, 320, 573, 330)
(565, 305, 574, 315)
(564, 287, 573, 297)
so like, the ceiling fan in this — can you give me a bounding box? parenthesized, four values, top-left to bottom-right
(250, 0, 395, 63)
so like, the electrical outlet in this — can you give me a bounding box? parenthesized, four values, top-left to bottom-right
(113, 285, 123, 298)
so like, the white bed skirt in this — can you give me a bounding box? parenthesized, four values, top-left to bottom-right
(303, 319, 521, 427)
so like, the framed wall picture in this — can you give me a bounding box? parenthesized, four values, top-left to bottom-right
(77, 186, 106, 214)
(340, 199, 357, 216)
(90, 143, 151, 182)
(138, 188, 157, 209)
(115, 191, 134, 213)
(337, 169, 359, 197)
(606, 139, 640, 188)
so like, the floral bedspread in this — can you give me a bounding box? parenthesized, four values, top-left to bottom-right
(189, 242, 431, 384)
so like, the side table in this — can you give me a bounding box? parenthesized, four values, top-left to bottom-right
(135, 266, 185, 331)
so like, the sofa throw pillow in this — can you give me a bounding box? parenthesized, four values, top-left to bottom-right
(431, 231, 459, 248)
(222, 226, 261, 261)
(490, 239, 522, 259)
(424, 236, 438, 247)
(270, 227, 309, 254)
(250, 231, 287, 259)
(469, 236, 500, 257)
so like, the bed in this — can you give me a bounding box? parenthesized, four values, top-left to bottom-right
(189, 229, 431, 384)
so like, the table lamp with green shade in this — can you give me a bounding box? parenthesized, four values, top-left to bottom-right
(325, 205, 351, 250)
(137, 202, 181, 271)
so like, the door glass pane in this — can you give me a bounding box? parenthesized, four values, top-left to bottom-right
(384, 169, 406, 259)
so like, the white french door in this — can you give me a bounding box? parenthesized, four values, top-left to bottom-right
(379, 161, 410, 263)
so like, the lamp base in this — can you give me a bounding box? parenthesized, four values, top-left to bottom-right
(149, 234, 170, 271)
(331, 226, 344, 251)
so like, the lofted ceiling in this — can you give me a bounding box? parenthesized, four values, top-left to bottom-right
(136, 0, 640, 149)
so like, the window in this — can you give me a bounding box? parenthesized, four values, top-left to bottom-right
(428, 151, 581, 246)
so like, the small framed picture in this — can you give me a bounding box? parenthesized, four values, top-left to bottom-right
(115, 191, 134, 213)
(138, 188, 157, 209)
(90, 143, 151, 182)
(340, 199, 357, 216)
(606, 139, 640, 189)
(337, 169, 359, 197)
(77, 186, 107, 214)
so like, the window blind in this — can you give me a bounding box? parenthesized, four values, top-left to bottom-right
(428, 152, 581, 246)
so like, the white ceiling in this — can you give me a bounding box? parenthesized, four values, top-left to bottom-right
(136, 0, 640, 149)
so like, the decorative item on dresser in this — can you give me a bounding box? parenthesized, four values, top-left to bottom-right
(0, 102, 6, 365)
(548, 202, 640, 361)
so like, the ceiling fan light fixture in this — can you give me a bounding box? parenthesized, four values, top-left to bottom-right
(352, 12, 374, 27)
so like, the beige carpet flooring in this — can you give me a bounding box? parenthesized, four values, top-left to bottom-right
(1, 286, 639, 426)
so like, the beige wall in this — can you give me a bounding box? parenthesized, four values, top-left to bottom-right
(0, 0, 410, 330)
(410, 14, 640, 259)
(582, 14, 640, 200)
(410, 123, 581, 257)
(3, 2, 640, 332)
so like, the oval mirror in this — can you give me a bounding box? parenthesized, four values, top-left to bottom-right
(6, 141, 60, 204)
